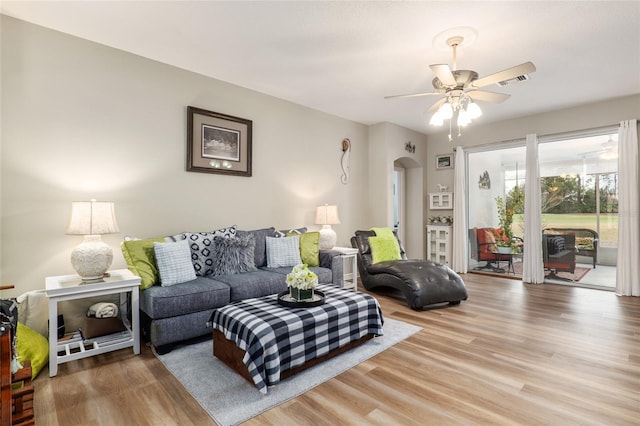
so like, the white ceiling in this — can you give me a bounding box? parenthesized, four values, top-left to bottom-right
(2, 1, 640, 135)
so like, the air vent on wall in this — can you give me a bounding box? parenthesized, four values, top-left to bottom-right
(496, 74, 530, 87)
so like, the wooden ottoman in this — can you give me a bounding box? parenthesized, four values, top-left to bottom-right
(209, 285, 384, 393)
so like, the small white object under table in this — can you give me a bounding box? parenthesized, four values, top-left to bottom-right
(45, 269, 141, 377)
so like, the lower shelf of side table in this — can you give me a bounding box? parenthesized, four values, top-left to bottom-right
(56, 330, 134, 364)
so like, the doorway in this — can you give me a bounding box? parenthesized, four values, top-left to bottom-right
(394, 166, 406, 245)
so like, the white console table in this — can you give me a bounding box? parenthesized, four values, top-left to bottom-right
(45, 269, 141, 377)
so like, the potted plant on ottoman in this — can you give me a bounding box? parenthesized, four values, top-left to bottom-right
(286, 264, 318, 301)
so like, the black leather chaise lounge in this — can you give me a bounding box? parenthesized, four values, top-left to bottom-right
(351, 230, 468, 310)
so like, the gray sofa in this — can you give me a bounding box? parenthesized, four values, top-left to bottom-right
(134, 227, 344, 353)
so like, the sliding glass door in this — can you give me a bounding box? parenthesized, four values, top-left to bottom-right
(466, 131, 618, 288)
(467, 145, 526, 272)
(538, 133, 618, 287)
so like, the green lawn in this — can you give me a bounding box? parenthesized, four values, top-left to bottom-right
(512, 213, 618, 246)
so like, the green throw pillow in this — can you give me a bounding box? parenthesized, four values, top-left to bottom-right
(121, 237, 165, 289)
(299, 232, 320, 267)
(17, 322, 49, 379)
(369, 236, 401, 264)
(286, 231, 320, 267)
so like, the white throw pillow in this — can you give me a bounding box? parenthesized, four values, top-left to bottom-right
(265, 236, 302, 268)
(154, 240, 197, 286)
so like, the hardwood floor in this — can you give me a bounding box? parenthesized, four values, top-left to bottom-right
(34, 274, 640, 425)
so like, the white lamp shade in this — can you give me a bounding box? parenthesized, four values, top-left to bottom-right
(315, 205, 340, 225)
(429, 112, 444, 126)
(67, 201, 119, 235)
(467, 101, 482, 119)
(438, 102, 454, 119)
(457, 110, 471, 127)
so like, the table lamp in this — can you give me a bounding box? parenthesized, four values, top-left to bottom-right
(67, 200, 119, 282)
(315, 204, 340, 249)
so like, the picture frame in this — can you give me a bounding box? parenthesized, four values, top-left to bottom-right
(436, 153, 454, 170)
(187, 106, 252, 176)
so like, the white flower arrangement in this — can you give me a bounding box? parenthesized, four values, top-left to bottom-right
(286, 264, 318, 290)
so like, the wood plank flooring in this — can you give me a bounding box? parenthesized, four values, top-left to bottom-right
(34, 274, 640, 425)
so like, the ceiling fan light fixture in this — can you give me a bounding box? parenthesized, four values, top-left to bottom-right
(438, 102, 453, 119)
(467, 101, 482, 119)
(429, 112, 444, 126)
(457, 110, 471, 127)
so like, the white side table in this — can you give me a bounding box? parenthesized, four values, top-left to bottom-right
(332, 247, 359, 291)
(45, 269, 141, 377)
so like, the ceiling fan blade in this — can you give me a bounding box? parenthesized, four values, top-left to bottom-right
(384, 91, 442, 99)
(426, 98, 446, 114)
(470, 61, 536, 88)
(430, 64, 457, 87)
(467, 90, 511, 103)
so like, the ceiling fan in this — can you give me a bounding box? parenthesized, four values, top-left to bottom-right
(385, 33, 536, 133)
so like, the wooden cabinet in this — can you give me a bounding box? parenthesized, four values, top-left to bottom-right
(429, 192, 453, 210)
(426, 225, 452, 266)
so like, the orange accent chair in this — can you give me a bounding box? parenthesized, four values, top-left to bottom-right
(469, 227, 512, 271)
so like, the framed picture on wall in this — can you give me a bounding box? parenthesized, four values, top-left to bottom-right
(436, 153, 454, 170)
(187, 106, 252, 176)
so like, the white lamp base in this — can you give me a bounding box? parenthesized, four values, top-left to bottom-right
(70, 235, 113, 282)
(318, 225, 337, 250)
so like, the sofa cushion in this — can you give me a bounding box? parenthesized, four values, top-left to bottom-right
(211, 234, 257, 276)
(266, 235, 302, 267)
(140, 277, 230, 319)
(262, 265, 332, 285)
(212, 270, 287, 302)
(236, 227, 275, 267)
(121, 237, 166, 289)
(154, 240, 197, 286)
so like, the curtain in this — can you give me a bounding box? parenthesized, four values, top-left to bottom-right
(616, 119, 640, 296)
(452, 146, 468, 273)
(522, 134, 545, 283)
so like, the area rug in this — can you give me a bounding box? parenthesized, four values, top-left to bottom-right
(156, 317, 421, 425)
(512, 261, 591, 282)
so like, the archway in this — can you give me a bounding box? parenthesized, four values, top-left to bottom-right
(394, 156, 424, 258)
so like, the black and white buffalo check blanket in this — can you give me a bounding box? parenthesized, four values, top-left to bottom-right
(209, 285, 384, 393)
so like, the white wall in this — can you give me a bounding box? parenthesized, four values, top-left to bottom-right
(0, 16, 372, 296)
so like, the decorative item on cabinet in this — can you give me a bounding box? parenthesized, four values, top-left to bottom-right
(429, 192, 453, 210)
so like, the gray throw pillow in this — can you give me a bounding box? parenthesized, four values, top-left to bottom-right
(211, 234, 258, 276)
(236, 227, 276, 267)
